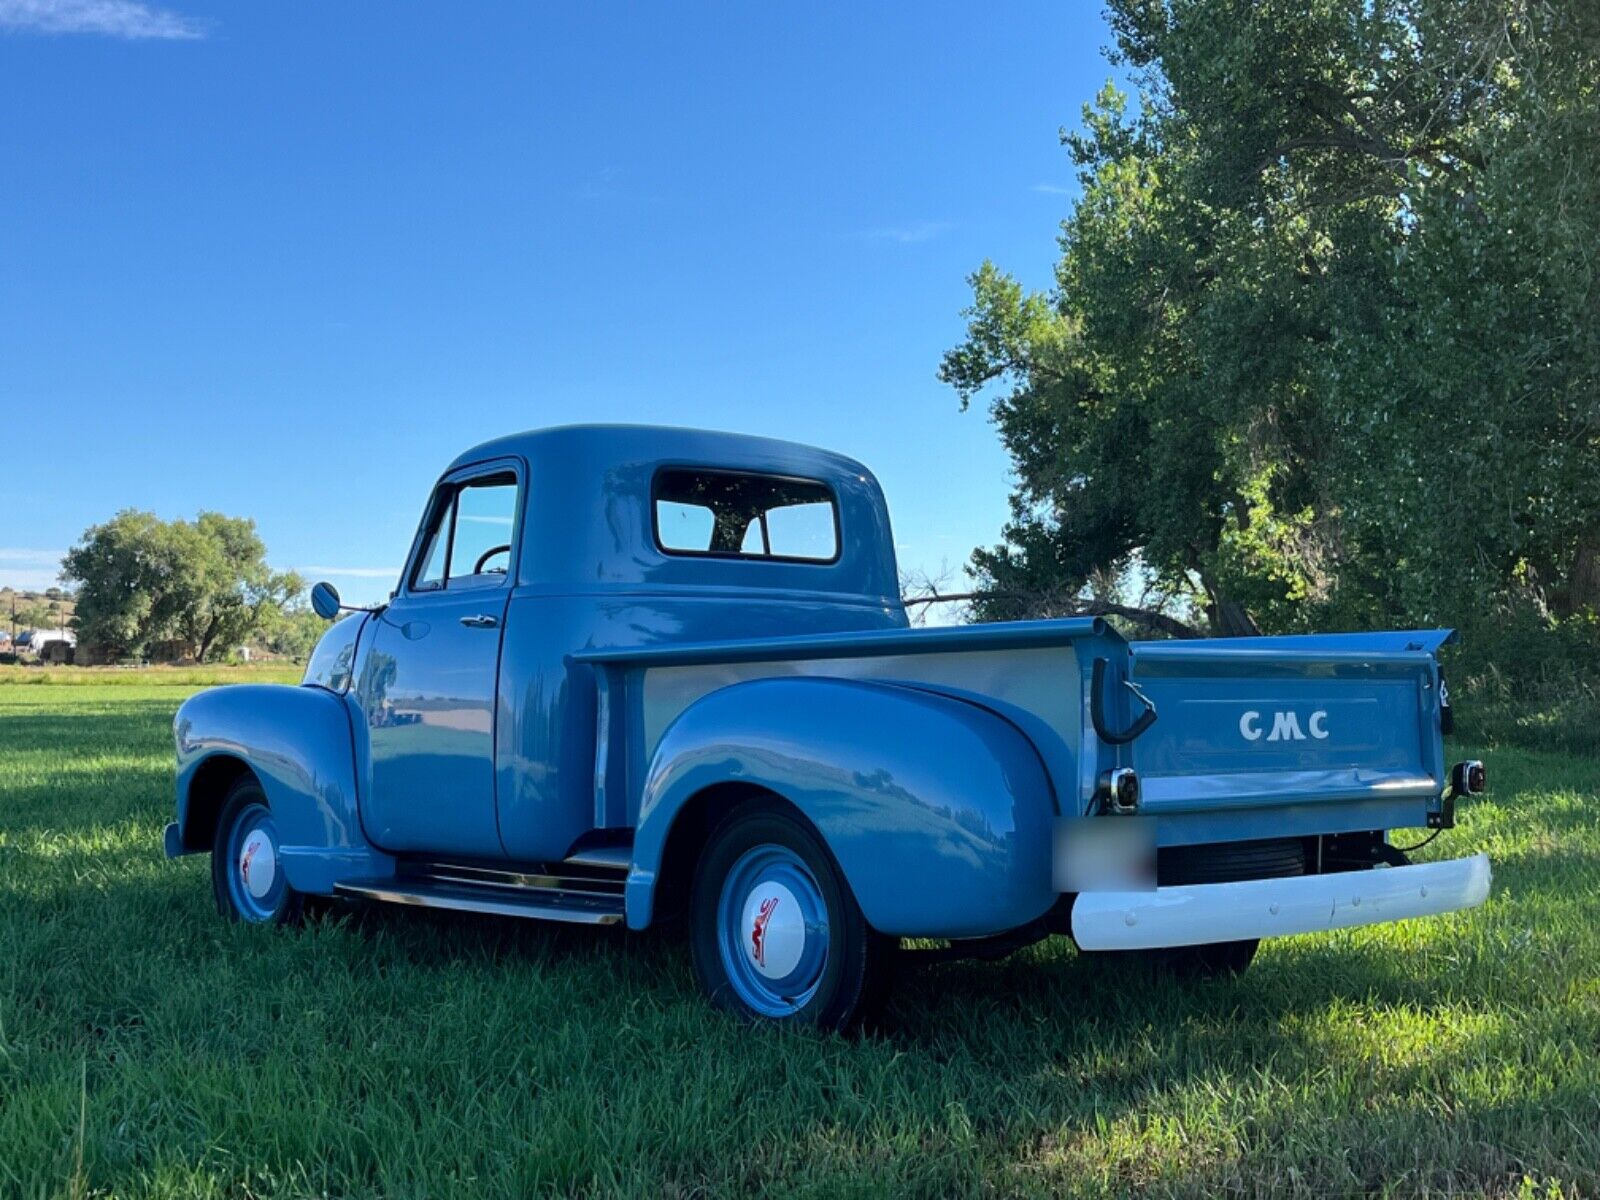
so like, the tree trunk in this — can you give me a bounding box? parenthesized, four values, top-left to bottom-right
(1210, 599, 1261, 637)
(1073, 599, 1204, 639)
(196, 615, 219, 664)
(1564, 527, 1600, 617)
(1197, 573, 1261, 637)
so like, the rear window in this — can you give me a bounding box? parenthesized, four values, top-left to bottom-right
(653, 468, 839, 563)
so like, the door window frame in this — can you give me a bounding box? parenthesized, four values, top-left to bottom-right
(401, 457, 527, 598)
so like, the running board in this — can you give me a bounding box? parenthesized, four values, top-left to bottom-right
(335, 853, 630, 926)
(407, 859, 626, 902)
(335, 875, 624, 925)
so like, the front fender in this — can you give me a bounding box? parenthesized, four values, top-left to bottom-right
(627, 676, 1056, 938)
(174, 683, 391, 893)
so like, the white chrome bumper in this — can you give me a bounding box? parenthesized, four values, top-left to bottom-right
(1071, 852, 1491, 951)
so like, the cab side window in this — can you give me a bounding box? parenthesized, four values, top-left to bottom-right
(411, 473, 519, 592)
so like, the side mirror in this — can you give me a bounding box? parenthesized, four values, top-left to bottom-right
(310, 581, 342, 620)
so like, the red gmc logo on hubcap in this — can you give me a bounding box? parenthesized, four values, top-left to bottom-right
(750, 896, 779, 967)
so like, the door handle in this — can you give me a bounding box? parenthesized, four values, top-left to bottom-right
(459, 614, 500, 629)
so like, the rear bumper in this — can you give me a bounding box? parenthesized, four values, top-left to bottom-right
(1071, 852, 1491, 951)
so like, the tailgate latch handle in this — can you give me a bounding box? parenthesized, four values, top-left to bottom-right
(1091, 657, 1159, 745)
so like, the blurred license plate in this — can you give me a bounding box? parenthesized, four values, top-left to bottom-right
(1054, 817, 1156, 892)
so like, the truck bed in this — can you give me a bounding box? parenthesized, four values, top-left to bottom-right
(571, 620, 1456, 847)
(572, 618, 1114, 832)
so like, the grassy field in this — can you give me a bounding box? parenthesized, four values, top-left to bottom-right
(0, 664, 304, 688)
(1, 675, 1597, 1198)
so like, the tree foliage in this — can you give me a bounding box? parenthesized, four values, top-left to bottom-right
(62, 511, 301, 662)
(9, 598, 63, 634)
(942, 0, 1600, 657)
(260, 603, 332, 662)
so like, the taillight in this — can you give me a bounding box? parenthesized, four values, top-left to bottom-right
(1431, 759, 1486, 829)
(1452, 759, 1486, 796)
(1096, 767, 1141, 815)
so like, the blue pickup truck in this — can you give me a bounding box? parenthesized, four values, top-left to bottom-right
(168, 425, 1490, 1028)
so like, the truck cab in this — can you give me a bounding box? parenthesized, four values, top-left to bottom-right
(169, 425, 1490, 1029)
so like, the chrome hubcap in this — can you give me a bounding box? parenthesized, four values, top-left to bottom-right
(225, 802, 286, 921)
(717, 844, 829, 1017)
(741, 881, 805, 979)
(239, 830, 277, 900)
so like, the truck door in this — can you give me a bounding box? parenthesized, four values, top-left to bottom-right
(351, 461, 522, 858)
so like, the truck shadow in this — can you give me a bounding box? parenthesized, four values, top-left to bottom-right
(318, 885, 1527, 1044)
(8, 834, 1591, 1194)
(130, 802, 1571, 1053)
(886, 938, 1450, 1040)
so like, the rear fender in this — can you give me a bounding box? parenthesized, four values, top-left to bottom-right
(173, 684, 392, 893)
(626, 676, 1056, 938)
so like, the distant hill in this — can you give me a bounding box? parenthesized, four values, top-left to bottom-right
(1, 587, 76, 638)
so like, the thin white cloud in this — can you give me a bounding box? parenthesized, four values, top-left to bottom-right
(0, 550, 65, 592)
(1031, 183, 1074, 196)
(297, 565, 403, 580)
(861, 220, 954, 245)
(0, 0, 205, 39)
(0, 568, 64, 590)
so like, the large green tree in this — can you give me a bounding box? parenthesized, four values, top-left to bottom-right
(62, 511, 301, 662)
(259, 603, 332, 661)
(942, 0, 1600, 647)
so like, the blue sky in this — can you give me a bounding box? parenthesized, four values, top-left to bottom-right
(1, 1, 1116, 605)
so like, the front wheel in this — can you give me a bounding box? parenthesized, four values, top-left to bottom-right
(689, 802, 896, 1031)
(211, 776, 308, 925)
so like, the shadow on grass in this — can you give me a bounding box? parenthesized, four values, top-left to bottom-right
(244, 888, 1492, 1045)
(322, 895, 647, 969)
(0, 705, 181, 755)
(9, 689, 1600, 1194)
(11, 805, 1589, 1045)
(10, 852, 1597, 1195)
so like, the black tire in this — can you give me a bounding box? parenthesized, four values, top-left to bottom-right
(689, 801, 896, 1031)
(1124, 838, 1306, 979)
(1141, 938, 1259, 977)
(210, 776, 308, 926)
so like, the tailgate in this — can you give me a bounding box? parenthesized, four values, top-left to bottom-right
(1127, 631, 1452, 813)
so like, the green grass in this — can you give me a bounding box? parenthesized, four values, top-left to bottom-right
(1, 680, 1596, 1198)
(0, 663, 302, 688)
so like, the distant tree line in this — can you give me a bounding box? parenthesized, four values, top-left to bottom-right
(61, 511, 327, 663)
(941, 0, 1599, 715)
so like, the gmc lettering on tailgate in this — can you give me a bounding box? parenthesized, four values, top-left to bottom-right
(1240, 710, 1329, 742)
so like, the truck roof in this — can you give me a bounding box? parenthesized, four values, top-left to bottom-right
(446, 424, 902, 605)
(448, 423, 871, 480)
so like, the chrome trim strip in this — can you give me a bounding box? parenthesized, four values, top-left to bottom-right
(335, 881, 624, 925)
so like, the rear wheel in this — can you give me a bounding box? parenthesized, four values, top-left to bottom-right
(689, 802, 895, 1031)
(211, 777, 307, 925)
(1140, 938, 1258, 977)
